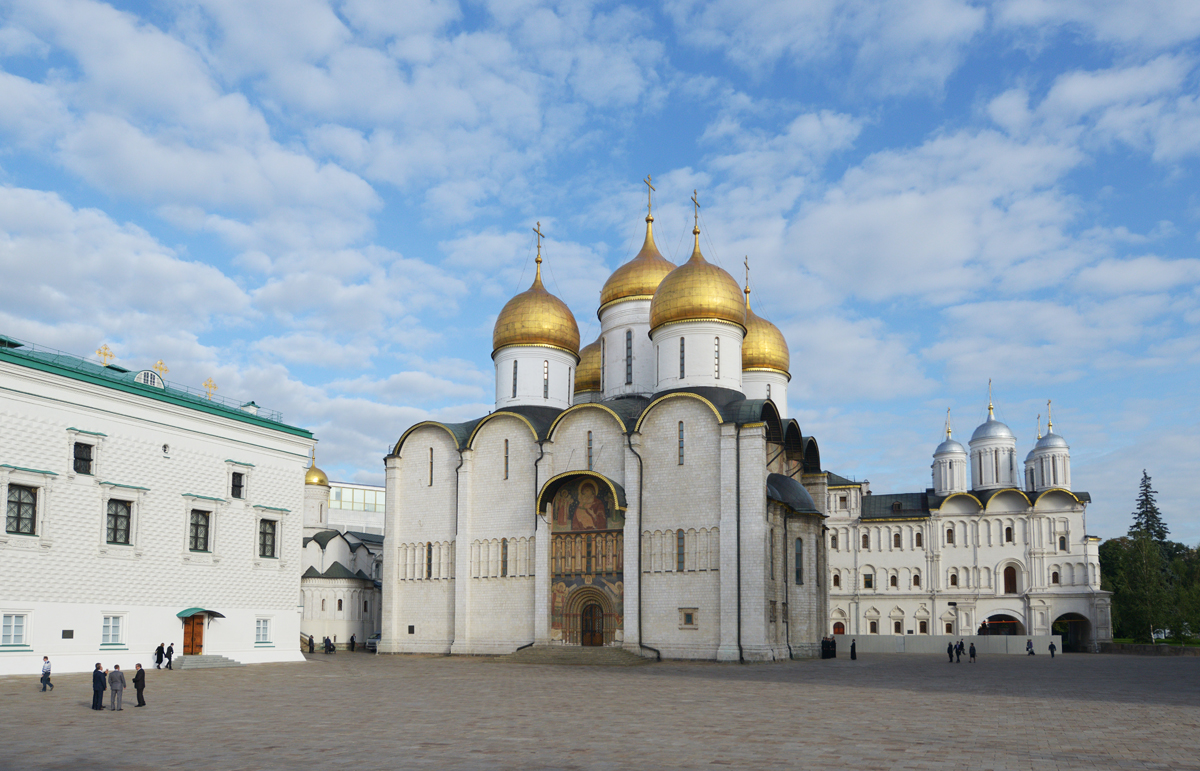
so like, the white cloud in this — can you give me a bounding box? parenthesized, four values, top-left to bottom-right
(996, 0, 1200, 51)
(1076, 255, 1200, 294)
(666, 0, 986, 95)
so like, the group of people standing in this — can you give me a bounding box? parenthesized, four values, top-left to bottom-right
(307, 633, 357, 654)
(947, 640, 977, 662)
(90, 663, 146, 710)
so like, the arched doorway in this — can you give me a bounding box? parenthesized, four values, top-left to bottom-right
(1003, 566, 1018, 594)
(1053, 613, 1091, 652)
(581, 604, 604, 646)
(833, 622, 845, 635)
(979, 614, 1025, 635)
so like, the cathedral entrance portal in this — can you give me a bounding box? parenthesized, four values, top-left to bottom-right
(183, 615, 204, 655)
(581, 604, 604, 646)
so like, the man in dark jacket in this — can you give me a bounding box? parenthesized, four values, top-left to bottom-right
(132, 664, 146, 707)
(349, 634, 356, 652)
(308, 634, 314, 653)
(947, 641, 954, 663)
(154, 643, 165, 669)
(91, 663, 106, 710)
(165, 643, 174, 669)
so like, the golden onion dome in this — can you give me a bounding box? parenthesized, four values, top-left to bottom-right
(492, 255, 581, 359)
(598, 215, 675, 314)
(305, 463, 329, 487)
(742, 289, 791, 378)
(574, 337, 602, 394)
(649, 226, 746, 333)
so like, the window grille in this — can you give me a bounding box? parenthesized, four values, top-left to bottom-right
(106, 500, 131, 544)
(915, 532, 923, 547)
(6, 484, 36, 535)
(258, 519, 276, 558)
(231, 472, 244, 499)
(102, 616, 121, 645)
(189, 510, 210, 552)
(677, 422, 685, 465)
(679, 337, 685, 379)
(676, 529, 685, 571)
(73, 442, 93, 475)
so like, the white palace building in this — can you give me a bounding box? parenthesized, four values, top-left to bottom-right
(825, 404, 1112, 652)
(0, 336, 313, 675)
(380, 199, 830, 661)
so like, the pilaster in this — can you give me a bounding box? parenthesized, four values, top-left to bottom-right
(451, 449, 474, 654)
(717, 422, 740, 661)
(622, 433, 643, 651)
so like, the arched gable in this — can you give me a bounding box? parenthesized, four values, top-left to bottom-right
(985, 488, 1031, 513)
(936, 492, 982, 514)
(537, 470, 628, 514)
(801, 436, 821, 473)
(1034, 488, 1084, 509)
(634, 391, 723, 432)
(393, 421, 462, 456)
(548, 402, 629, 438)
(466, 411, 539, 449)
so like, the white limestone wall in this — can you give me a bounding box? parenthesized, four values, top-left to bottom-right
(598, 299, 656, 398)
(546, 407, 627, 485)
(637, 397, 724, 658)
(380, 426, 458, 654)
(300, 579, 379, 645)
(784, 513, 826, 658)
(650, 321, 745, 393)
(493, 346, 577, 411)
(0, 360, 311, 675)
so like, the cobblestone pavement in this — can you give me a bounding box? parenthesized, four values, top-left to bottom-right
(2, 651, 1198, 771)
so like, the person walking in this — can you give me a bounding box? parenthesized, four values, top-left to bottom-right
(850, 639, 857, 660)
(955, 641, 962, 662)
(1048, 641, 1057, 658)
(349, 634, 356, 653)
(154, 643, 165, 669)
(108, 665, 127, 711)
(308, 634, 314, 654)
(947, 641, 954, 663)
(165, 643, 174, 669)
(91, 664, 107, 710)
(1026, 639, 1035, 655)
(40, 656, 53, 692)
(132, 664, 146, 707)
(969, 642, 977, 663)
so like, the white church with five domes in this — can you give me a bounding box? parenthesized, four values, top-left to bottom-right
(379, 194, 829, 661)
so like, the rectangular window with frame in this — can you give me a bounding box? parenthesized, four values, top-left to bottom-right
(231, 472, 244, 499)
(258, 519, 277, 558)
(625, 329, 633, 385)
(795, 538, 804, 585)
(255, 618, 271, 643)
(6, 484, 37, 535)
(106, 500, 132, 544)
(101, 615, 122, 645)
(864, 573, 874, 589)
(1, 613, 26, 645)
(189, 510, 210, 552)
(73, 442, 94, 475)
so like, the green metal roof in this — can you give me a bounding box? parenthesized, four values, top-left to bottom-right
(0, 335, 312, 439)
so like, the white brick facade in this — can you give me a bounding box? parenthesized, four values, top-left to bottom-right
(0, 343, 313, 675)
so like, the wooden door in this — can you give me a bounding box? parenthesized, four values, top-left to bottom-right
(1003, 566, 1017, 594)
(183, 615, 204, 655)
(581, 604, 603, 647)
(833, 622, 845, 635)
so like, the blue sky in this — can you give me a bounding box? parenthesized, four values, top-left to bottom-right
(1, 0, 1198, 542)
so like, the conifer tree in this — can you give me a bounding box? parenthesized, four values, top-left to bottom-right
(1128, 470, 1169, 543)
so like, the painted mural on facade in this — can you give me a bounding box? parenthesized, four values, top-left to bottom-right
(549, 476, 624, 643)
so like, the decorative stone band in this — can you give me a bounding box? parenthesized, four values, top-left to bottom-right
(490, 342, 582, 362)
(596, 294, 655, 316)
(742, 366, 792, 381)
(649, 317, 747, 335)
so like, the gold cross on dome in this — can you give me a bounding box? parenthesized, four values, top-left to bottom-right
(96, 344, 114, 366)
(644, 174, 655, 218)
(153, 360, 169, 377)
(532, 221, 544, 262)
(202, 378, 218, 400)
(691, 189, 700, 230)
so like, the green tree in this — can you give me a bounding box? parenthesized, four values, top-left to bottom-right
(1122, 532, 1168, 643)
(1129, 470, 1169, 542)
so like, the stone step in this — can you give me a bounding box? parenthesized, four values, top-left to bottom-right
(492, 645, 654, 666)
(175, 654, 245, 670)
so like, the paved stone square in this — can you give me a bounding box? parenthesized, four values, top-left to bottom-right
(2, 651, 1198, 770)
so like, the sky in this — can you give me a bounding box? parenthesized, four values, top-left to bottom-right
(1, 0, 1198, 543)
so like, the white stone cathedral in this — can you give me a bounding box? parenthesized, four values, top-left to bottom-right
(380, 198, 829, 661)
(825, 403, 1112, 651)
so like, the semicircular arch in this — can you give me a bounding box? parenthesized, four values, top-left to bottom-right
(634, 392, 723, 432)
(548, 402, 628, 440)
(465, 411, 539, 450)
(393, 421, 461, 456)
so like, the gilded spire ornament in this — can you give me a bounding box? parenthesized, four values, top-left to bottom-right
(532, 221, 544, 284)
(987, 378, 994, 418)
(202, 378, 218, 400)
(1037, 414, 1042, 440)
(96, 344, 114, 366)
(645, 174, 655, 221)
(599, 177, 675, 311)
(946, 407, 953, 440)
(744, 255, 751, 306)
(153, 360, 169, 377)
(491, 219, 580, 356)
(739, 254, 789, 376)
(1047, 399, 1054, 432)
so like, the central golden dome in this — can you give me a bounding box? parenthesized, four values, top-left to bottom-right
(742, 290, 791, 378)
(599, 216, 675, 314)
(574, 337, 602, 393)
(649, 229, 746, 333)
(492, 258, 581, 358)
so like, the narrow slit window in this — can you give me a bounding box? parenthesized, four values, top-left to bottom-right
(795, 538, 803, 585)
(862, 532, 869, 549)
(1005, 526, 1013, 543)
(428, 448, 434, 486)
(504, 439, 509, 480)
(769, 529, 775, 579)
(714, 337, 720, 378)
(915, 532, 923, 548)
(587, 431, 594, 470)
(676, 529, 685, 571)
(425, 543, 433, 579)
(830, 534, 838, 550)
(679, 337, 685, 379)
(833, 573, 840, 588)
(946, 528, 954, 545)
(625, 330, 633, 385)
(766, 383, 771, 400)
(677, 422, 685, 465)
(543, 360, 549, 399)
(512, 360, 518, 398)
(501, 539, 509, 577)
(913, 573, 921, 587)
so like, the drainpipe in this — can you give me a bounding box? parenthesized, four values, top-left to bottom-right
(735, 424, 743, 664)
(533, 441, 546, 528)
(453, 451, 465, 536)
(627, 433, 660, 661)
(783, 512, 792, 660)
